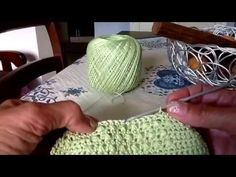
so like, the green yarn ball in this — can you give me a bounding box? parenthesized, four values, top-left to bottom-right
(87, 35, 142, 94)
(51, 110, 209, 155)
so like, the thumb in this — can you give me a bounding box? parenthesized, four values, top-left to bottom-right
(166, 101, 236, 134)
(24, 101, 98, 136)
(45, 101, 98, 133)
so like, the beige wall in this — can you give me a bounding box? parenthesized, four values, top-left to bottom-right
(35, 26, 55, 81)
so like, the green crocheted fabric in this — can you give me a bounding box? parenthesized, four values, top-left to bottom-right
(51, 110, 209, 155)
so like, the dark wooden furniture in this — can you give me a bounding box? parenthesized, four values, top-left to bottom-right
(0, 23, 65, 155)
(0, 56, 63, 102)
(0, 22, 63, 70)
(0, 22, 64, 102)
(152, 22, 236, 48)
(0, 51, 27, 78)
(56, 22, 94, 66)
(118, 31, 157, 39)
(0, 51, 27, 72)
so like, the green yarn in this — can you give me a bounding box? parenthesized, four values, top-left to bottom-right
(51, 110, 209, 155)
(87, 35, 142, 94)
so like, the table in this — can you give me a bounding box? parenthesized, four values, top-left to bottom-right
(22, 37, 192, 122)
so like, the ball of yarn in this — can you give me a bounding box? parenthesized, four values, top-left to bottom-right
(86, 35, 142, 94)
(50, 110, 209, 155)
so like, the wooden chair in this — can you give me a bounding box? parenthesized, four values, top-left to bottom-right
(0, 56, 63, 102)
(0, 22, 63, 67)
(0, 51, 27, 77)
(0, 22, 64, 102)
(0, 22, 65, 155)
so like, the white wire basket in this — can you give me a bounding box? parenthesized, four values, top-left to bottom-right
(167, 24, 236, 88)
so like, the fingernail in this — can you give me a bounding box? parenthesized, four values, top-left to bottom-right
(86, 116, 98, 129)
(166, 101, 181, 114)
(90, 119, 98, 129)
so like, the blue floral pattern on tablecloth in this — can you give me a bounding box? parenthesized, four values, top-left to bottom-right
(141, 65, 192, 96)
(22, 85, 58, 103)
(73, 58, 84, 65)
(61, 87, 87, 97)
(44, 79, 57, 86)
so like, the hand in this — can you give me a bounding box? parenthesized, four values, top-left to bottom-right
(166, 84, 236, 155)
(0, 99, 97, 155)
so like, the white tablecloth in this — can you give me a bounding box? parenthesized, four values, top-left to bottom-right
(22, 37, 191, 121)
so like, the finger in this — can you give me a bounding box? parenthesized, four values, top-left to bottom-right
(0, 128, 36, 154)
(167, 84, 208, 103)
(85, 115, 98, 128)
(0, 99, 28, 110)
(166, 101, 236, 134)
(167, 84, 236, 106)
(21, 101, 98, 136)
(53, 101, 98, 132)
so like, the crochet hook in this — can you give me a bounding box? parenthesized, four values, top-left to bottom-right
(125, 83, 229, 122)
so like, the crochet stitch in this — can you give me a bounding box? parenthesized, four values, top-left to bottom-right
(51, 110, 209, 155)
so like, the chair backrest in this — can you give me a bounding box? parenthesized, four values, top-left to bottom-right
(0, 22, 63, 78)
(0, 56, 63, 102)
(0, 22, 64, 101)
(0, 22, 63, 89)
(0, 51, 27, 72)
